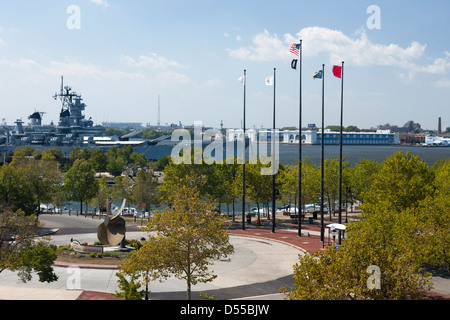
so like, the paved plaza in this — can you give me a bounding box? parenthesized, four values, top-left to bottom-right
(0, 214, 448, 300)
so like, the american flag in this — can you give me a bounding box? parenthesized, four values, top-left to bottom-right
(289, 43, 300, 56)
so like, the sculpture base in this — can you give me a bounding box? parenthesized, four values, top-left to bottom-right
(103, 246, 135, 253)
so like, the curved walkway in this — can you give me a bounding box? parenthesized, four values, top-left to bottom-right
(0, 215, 448, 300)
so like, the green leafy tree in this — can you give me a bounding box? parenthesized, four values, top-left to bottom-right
(283, 205, 433, 300)
(21, 158, 62, 216)
(301, 158, 321, 210)
(89, 149, 108, 172)
(362, 151, 435, 214)
(322, 158, 340, 219)
(245, 158, 275, 221)
(279, 163, 298, 214)
(348, 158, 381, 204)
(89, 177, 110, 214)
(106, 146, 133, 176)
(64, 159, 99, 214)
(69, 147, 91, 164)
(130, 152, 148, 170)
(132, 170, 157, 211)
(115, 236, 171, 300)
(0, 208, 58, 283)
(157, 147, 208, 201)
(41, 147, 66, 163)
(0, 162, 36, 215)
(110, 175, 134, 207)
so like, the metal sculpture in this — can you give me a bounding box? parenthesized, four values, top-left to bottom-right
(97, 198, 126, 246)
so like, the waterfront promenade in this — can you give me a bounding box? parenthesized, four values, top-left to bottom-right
(0, 214, 448, 301)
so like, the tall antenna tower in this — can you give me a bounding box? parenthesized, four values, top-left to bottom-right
(157, 94, 161, 129)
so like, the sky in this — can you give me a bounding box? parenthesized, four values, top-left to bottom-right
(0, 0, 449, 131)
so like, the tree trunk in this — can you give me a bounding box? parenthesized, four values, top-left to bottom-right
(232, 199, 235, 222)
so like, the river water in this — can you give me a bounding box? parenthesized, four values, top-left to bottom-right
(278, 144, 450, 166)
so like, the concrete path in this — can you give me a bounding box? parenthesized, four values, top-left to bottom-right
(0, 214, 448, 300)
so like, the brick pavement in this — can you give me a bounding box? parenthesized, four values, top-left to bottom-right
(229, 223, 326, 254)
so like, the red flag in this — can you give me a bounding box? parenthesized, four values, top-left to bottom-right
(332, 65, 342, 78)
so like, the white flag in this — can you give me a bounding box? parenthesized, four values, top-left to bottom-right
(265, 75, 274, 86)
(238, 75, 246, 85)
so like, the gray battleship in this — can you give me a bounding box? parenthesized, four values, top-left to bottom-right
(0, 77, 247, 161)
(0, 77, 172, 159)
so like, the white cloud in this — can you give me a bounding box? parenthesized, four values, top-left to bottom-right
(122, 52, 188, 69)
(203, 78, 223, 87)
(0, 57, 144, 81)
(227, 29, 288, 61)
(435, 78, 450, 87)
(90, 0, 110, 8)
(0, 38, 7, 47)
(156, 71, 192, 85)
(228, 27, 450, 77)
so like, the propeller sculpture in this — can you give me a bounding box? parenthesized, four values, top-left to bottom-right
(97, 198, 127, 246)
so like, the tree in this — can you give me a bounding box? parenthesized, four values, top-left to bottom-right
(155, 154, 171, 171)
(362, 151, 434, 214)
(21, 158, 62, 216)
(349, 158, 381, 204)
(279, 163, 298, 213)
(89, 149, 108, 172)
(278, 158, 322, 221)
(0, 162, 36, 215)
(110, 175, 134, 208)
(283, 152, 447, 300)
(105, 146, 134, 176)
(64, 159, 99, 214)
(89, 177, 110, 214)
(413, 192, 450, 272)
(130, 152, 148, 170)
(41, 147, 66, 163)
(115, 236, 171, 300)
(157, 147, 208, 201)
(301, 158, 321, 210)
(145, 173, 234, 300)
(283, 204, 433, 300)
(322, 158, 340, 219)
(132, 170, 157, 212)
(0, 207, 58, 283)
(69, 146, 91, 164)
(245, 158, 275, 221)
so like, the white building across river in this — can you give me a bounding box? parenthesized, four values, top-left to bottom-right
(226, 129, 399, 145)
(280, 129, 399, 145)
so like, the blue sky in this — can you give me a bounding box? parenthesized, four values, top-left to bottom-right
(0, 0, 450, 131)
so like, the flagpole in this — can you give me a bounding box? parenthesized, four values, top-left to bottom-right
(320, 64, 325, 246)
(242, 69, 246, 231)
(298, 40, 303, 237)
(338, 61, 344, 244)
(272, 67, 276, 234)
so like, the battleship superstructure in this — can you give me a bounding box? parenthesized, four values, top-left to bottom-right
(51, 76, 105, 146)
(0, 77, 244, 160)
(3, 77, 106, 147)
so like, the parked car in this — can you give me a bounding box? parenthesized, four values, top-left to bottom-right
(134, 211, 152, 218)
(123, 207, 137, 216)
